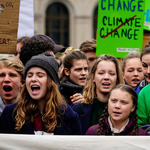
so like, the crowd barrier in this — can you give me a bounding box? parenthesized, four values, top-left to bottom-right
(0, 134, 149, 149)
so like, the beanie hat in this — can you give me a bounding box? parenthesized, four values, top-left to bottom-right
(29, 34, 65, 54)
(24, 52, 59, 84)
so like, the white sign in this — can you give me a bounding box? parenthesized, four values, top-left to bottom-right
(0, 134, 149, 150)
(17, 0, 34, 38)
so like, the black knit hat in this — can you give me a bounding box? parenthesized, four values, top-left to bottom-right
(29, 34, 65, 54)
(25, 52, 59, 84)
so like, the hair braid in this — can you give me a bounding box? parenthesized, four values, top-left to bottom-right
(131, 110, 138, 135)
(97, 106, 109, 135)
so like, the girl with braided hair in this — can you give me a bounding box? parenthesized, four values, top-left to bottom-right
(86, 84, 148, 135)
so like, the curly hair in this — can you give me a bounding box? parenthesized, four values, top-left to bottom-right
(83, 54, 123, 105)
(97, 84, 138, 135)
(20, 39, 54, 65)
(14, 76, 66, 133)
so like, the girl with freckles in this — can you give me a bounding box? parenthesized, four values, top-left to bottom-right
(86, 84, 148, 135)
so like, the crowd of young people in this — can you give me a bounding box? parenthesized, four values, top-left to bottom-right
(0, 34, 149, 136)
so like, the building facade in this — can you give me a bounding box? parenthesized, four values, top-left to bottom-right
(34, 0, 98, 48)
(34, 0, 150, 49)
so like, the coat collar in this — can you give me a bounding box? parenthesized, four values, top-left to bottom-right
(103, 117, 134, 135)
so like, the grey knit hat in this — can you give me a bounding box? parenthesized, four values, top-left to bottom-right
(24, 52, 59, 84)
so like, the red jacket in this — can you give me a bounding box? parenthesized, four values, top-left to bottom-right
(86, 118, 149, 136)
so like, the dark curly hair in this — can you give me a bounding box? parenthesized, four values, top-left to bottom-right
(20, 39, 54, 65)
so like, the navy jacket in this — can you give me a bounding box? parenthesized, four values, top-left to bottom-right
(72, 103, 93, 135)
(0, 103, 82, 135)
(59, 81, 84, 105)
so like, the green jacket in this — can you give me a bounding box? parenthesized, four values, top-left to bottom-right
(137, 84, 150, 127)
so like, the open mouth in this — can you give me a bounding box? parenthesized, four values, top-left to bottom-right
(3, 86, 12, 92)
(102, 83, 110, 86)
(114, 112, 121, 114)
(132, 79, 140, 82)
(79, 77, 86, 81)
(31, 86, 40, 92)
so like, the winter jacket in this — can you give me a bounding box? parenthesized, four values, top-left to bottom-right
(72, 103, 93, 135)
(86, 118, 149, 135)
(72, 99, 107, 135)
(59, 81, 84, 105)
(0, 103, 82, 135)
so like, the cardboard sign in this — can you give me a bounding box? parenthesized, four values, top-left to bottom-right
(0, 0, 20, 54)
(144, 0, 150, 31)
(96, 0, 145, 58)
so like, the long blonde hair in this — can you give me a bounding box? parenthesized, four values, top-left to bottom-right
(14, 76, 66, 133)
(83, 54, 123, 104)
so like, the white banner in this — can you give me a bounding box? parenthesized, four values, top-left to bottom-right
(17, 0, 34, 38)
(0, 134, 149, 150)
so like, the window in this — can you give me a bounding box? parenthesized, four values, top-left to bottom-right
(93, 6, 98, 39)
(46, 2, 69, 47)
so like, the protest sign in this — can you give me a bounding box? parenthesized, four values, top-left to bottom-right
(0, 135, 149, 150)
(144, 0, 150, 31)
(17, 0, 34, 38)
(0, 0, 20, 54)
(96, 0, 145, 58)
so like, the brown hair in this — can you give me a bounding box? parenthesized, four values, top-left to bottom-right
(14, 75, 66, 133)
(83, 54, 123, 104)
(17, 36, 30, 44)
(97, 84, 138, 135)
(79, 39, 96, 53)
(121, 53, 140, 73)
(140, 47, 150, 61)
(60, 50, 88, 83)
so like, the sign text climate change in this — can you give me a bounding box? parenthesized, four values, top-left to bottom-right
(0, 2, 14, 45)
(100, 0, 143, 40)
(96, 0, 145, 58)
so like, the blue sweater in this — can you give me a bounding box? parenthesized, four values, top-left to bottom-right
(0, 103, 82, 135)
